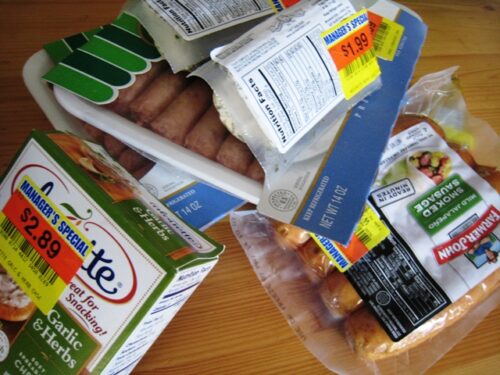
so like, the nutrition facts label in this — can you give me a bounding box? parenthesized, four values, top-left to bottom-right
(242, 26, 341, 150)
(145, 0, 272, 39)
(346, 200, 451, 341)
(213, 0, 355, 152)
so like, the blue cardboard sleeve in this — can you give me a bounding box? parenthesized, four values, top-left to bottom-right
(258, 4, 427, 245)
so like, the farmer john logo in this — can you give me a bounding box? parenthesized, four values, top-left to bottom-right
(409, 174, 481, 236)
(78, 222, 138, 303)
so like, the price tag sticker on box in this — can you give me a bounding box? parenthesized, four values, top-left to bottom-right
(0, 175, 92, 314)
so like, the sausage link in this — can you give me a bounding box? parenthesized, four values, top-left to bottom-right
(105, 61, 167, 117)
(185, 106, 228, 160)
(151, 78, 213, 145)
(215, 135, 253, 174)
(129, 71, 188, 127)
(319, 271, 363, 318)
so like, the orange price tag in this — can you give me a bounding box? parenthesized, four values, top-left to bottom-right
(326, 24, 373, 71)
(269, 0, 301, 12)
(368, 11, 383, 37)
(334, 234, 369, 264)
(3, 190, 83, 283)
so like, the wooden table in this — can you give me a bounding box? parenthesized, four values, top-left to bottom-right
(0, 1, 499, 374)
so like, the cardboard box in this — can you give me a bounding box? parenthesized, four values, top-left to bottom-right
(0, 130, 223, 374)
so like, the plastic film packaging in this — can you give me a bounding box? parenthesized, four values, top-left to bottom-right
(194, 0, 382, 157)
(230, 68, 499, 374)
(123, 0, 274, 72)
(78, 123, 245, 230)
(231, 209, 499, 374)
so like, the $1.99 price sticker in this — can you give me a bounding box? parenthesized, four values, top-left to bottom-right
(321, 9, 381, 100)
(0, 175, 92, 314)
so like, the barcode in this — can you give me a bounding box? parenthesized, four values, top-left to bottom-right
(343, 49, 376, 77)
(374, 21, 389, 50)
(0, 216, 58, 286)
(356, 229, 371, 245)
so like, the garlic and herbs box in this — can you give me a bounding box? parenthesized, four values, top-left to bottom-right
(0, 130, 223, 374)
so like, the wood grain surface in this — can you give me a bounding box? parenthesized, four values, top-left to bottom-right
(0, 1, 499, 374)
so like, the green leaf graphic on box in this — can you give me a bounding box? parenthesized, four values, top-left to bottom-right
(6, 305, 98, 374)
(44, 64, 115, 103)
(408, 174, 482, 235)
(43, 12, 161, 104)
(99, 24, 159, 59)
(80, 37, 148, 72)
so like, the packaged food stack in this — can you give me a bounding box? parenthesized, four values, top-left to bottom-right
(9, 0, 498, 374)
(43, 0, 422, 245)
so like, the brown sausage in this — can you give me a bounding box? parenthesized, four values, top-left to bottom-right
(82, 123, 105, 143)
(106, 61, 167, 117)
(129, 71, 188, 127)
(117, 148, 149, 173)
(184, 106, 228, 160)
(103, 134, 127, 158)
(215, 135, 253, 174)
(150, 78, 213, 145)
(319, 271, 363, 318)
(345, 270, 499, 360)
(132, 161, 155, 180)
(272, 221, 311, 250)
(296, 238, 334, 281)
(246, 158, 265, 182)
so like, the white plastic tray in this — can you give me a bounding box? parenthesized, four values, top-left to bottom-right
(23, 50, 263, 204)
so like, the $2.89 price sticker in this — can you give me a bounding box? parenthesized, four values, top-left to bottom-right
(0, 175, 92, 314)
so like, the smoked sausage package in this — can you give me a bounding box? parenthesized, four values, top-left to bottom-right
(230, 68, 499, 374)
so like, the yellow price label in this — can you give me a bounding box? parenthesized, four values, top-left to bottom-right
(338, 48, 381, 100)
(369, 12, 405, 61)
(0, 176, 92, 315)
(354, 204, 390, 251)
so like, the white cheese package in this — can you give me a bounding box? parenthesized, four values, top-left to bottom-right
(194, 0, 382, 158)
(229, 68, 499, 374)
(123, 0, 274, 72)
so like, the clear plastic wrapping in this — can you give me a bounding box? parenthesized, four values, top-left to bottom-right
(194, 0, 382, 165)
(231, 210, 499, 374)
(123, 0, 273, 72)
(230, 68, 500, 374)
